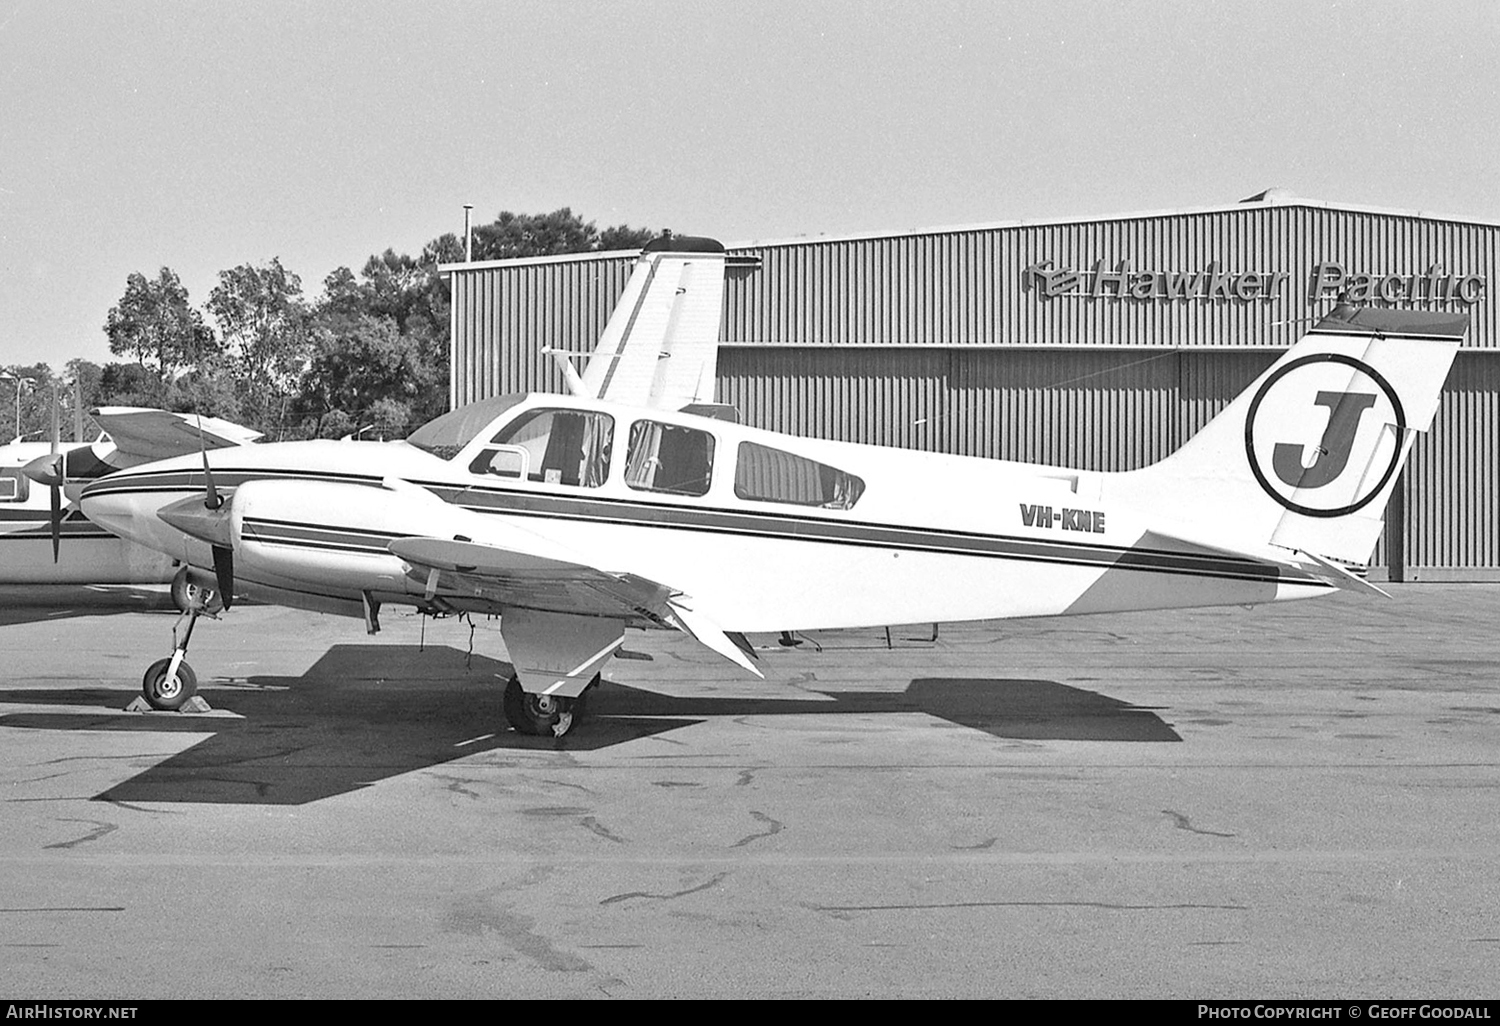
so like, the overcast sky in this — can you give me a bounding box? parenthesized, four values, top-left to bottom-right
(2, 0, 1498, 369)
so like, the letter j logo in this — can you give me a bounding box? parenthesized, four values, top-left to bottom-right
(1245, 353, 1406, 518)
(1271, 390, 1378, 489)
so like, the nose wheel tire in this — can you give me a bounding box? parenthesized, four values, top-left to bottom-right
(142, 658, 198, 712)
(502, 674, 589, 738)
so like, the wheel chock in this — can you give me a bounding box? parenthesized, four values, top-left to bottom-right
(123, 695, 214, 713)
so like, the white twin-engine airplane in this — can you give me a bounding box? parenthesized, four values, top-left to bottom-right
(2, 408, 259, 600)
(79, 234, 1467, 737)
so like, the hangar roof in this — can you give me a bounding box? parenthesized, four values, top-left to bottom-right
(721, 190, 1500, 252)
(440, 190, 1500, 273)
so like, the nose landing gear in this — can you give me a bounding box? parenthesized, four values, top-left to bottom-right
(138, 589, 215, 712)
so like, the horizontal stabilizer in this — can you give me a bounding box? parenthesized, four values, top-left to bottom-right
(1297, 549, 1391, 599)
(1139, 527, 1348, 594)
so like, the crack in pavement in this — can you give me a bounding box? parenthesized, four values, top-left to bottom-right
(581, 816, 625, 844)
(44, 818, 118, 850)
(1163, 809, 1236, 838)
(732, 810, 783, 848)
(600, 872, 729, 906)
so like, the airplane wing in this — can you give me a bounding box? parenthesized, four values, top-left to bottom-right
(578, 234, 727, 412)
(92, 407, 262, 463)
(388, 533, 762, 695)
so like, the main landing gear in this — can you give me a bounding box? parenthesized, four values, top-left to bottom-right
(502, 673, 599, 739)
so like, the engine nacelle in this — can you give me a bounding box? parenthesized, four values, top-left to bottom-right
(228, 478, 479, 597)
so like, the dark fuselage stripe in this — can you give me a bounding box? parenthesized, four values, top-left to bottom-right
(83, 466, 1267, 569)
(87, 470, 1323, 587)
(240, 514, 1305, 586)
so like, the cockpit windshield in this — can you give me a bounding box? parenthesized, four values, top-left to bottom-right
(405, 394, 528, 460)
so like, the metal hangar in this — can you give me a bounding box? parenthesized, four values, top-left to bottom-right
(444, 191, 1499, 581)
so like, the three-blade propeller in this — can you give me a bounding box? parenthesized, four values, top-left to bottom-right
(143, 416, 238, 611)
(20, 389, 66, 562)
(200, 420, 235, 610)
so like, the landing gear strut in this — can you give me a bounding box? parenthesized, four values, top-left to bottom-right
(502, 674, 597, 738)
(141, 600, 209, 711)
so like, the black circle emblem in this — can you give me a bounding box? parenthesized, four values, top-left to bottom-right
(1243, 353, 1406, 519)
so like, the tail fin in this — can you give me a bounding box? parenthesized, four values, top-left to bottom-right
(580, 234, 726, 411)
(1118, 305, 1466, 567)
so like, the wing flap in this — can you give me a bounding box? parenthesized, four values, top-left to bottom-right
(665, 595, 763, 678)
(388, 535, 758, 674)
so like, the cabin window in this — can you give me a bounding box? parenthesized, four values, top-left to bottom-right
(468, 446, 528, 479)
(734, 442, 865, 509)
(625, 420, 714, 496)
(408, 393, 527, 460)
(62, 447, 112, 481)
(469, 409, 613, 487)
(0, 469, 26, 503)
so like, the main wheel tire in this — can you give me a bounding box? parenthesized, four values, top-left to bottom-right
(502, 674, 583, 738)
(142, 657, 198, 712)
(169, 567, 222, 614)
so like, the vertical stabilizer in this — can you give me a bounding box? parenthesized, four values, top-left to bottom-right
(1114, 305, 1466, 567)
(580, 235, 727, 410)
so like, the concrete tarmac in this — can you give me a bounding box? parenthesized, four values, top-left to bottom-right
(1, 585, 1497, 999)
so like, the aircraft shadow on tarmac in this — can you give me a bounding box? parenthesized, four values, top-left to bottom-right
(0, 643, 1180, 805)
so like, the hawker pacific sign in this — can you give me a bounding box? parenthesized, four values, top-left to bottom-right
(1022, 260, 1285, 301)
(1310, 263, 1486, 304)
(1023, 259, 1486, 304)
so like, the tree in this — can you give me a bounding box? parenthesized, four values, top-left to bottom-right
(323, 250, 446, 339)
(598, 223, 659, 251)
(294, 313, 429, 438)
(421, 207, 657, 264)
(390, 209, 654, 427)
(95, 361, 158, 407)
(208, 258, 313, 438)
(1, 362, 57, 441)
(103, 268, 219, 397)
(316, 254, 450, 430)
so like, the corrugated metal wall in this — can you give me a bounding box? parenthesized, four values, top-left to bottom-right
(720, 205, 1498, 349)
(451, 255, 637, 406)
(447, 202, 1500, 580)
(1404, 352, 1500, 580)
(718, 348, 1271, 468)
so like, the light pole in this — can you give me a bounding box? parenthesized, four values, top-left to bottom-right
(0, 374, 33, 442)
